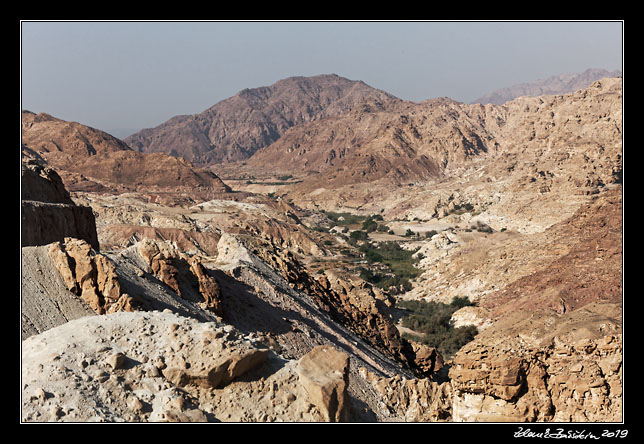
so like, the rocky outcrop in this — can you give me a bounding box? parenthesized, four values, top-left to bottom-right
(47, 238, 134, 315)
(244, 236, 408, 364)
(21, 111, 231, 202)
(361, 368, 452, 422)
(21, 311, 352, 422)
(137, 239, 223, 316)
(21, 155, 99, 250)
(359, 303, 622, 423)
(297, 345, 350, 422)
(21, 245, 97, 340)
(449, 303, 622, 422)
(218, 233, 442, 378)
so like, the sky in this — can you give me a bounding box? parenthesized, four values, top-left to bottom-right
(20, 21, 623, 138)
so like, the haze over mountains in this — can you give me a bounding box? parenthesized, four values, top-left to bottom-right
(21, 67, 623, 423)
(124, 74, 399, 166)
(124, 68, 621, 171)
(470, 68, 622, 105)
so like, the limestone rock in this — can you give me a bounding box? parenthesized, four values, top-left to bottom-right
(48, 238, 127, 315)
(20, 312, 351, 422)
(21, 152, 99, 250)
(297, 345, 350, 422)
(361, 367, 452, 422)
(137, 239, 223, 316)
(449, 304, 622, 422)
(21, 245, 97, 340)
(20, 311, 266, 422)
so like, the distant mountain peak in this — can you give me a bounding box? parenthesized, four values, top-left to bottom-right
(471, 68, 622, 105)
(125, 74, 400, 166)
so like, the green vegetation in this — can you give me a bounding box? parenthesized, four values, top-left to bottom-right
(448, 203, 475, 216)
(324, 211, 368, 227)
(348, 229, 369, 243)
(357, 241, 422, 294)
(361, 217, 379, 233)
(398, 297, 477, 358)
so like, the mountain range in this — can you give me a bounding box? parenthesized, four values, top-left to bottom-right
(124, 74, 399, 166)
(20, 68, 623, 423)
(470, 68, 622, 105)
(124, 68, 622, 171)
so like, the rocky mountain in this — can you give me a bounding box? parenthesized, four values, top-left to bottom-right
(124, 74, 401, 165)
(225, 77, 621, 233)
(21, 110, 232, 204)
(471, 68, 622, 105)
(229, 96, 494, 188)
(21, 72, 623, 423)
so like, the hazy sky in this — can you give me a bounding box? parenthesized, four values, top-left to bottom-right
(21, 21, 623, 137)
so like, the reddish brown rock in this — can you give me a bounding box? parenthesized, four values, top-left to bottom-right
(137, 239, 223, 316)
(21, 110, 231, 202)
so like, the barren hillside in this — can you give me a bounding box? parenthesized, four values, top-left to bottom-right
(21, 73, 623, 423)
(125, 74, 400, 165)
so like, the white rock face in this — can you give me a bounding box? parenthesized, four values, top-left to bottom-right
(21, 311, 266, 422)
(216, 232, 256, 267)
(21, 311, 359, 423)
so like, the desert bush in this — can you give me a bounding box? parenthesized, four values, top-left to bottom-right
(475, 221, 493, 233)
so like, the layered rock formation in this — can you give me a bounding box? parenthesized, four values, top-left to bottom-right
(449, 303, 622, 422)
(136, 239, 224, 316)
(21, 72, 623, 424)
(218, 233, 442, 377)
(21, 153, 99, 250)
(259, 77, 622, 222)
(48, 238, 133, 315)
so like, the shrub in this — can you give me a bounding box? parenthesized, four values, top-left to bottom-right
(325, 211, 367, 226)
(376, 224, 390, 233)
(349, 230, 368, 241)
(362, 218, 378, 233)
(475, 221, 493, 233)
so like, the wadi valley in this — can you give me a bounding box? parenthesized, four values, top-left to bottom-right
(21, 69, 623, 423)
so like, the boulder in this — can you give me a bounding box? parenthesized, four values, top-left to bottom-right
(297, 346, 350, 422)
(48, 238, 129, 315)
